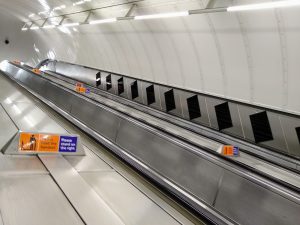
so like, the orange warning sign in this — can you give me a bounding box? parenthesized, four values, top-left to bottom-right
(39, 134, 60, 152)
(222, 145, 239, 156)
(32, 68, 42, 75)
(75, 86, 86, 93)
(19, 133, 40, 151)
(19, 133, 59, 153)
(13, 60, 21, 65)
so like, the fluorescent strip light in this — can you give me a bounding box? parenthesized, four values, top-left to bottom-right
(73, 1, 84, 6)
(43, 25, 56, 29)
(22, 28, 28, 31)
(53, 5, 66, 11)
(28, 14, 35, 18)
(89, 18, 117, 25)
(62, 22, 80, 27)
(134, 11, 189, 20)
(30, 26, 40, 30)
(38, 10, 49, 15)
(227, 0, 300, 12)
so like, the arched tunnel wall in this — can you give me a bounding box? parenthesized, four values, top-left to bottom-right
(0, 10, 36, 63)
(2, 0, 300, 115)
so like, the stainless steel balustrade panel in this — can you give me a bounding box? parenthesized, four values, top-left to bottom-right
(40, 155, 125, 225)
(19, 71, 48, 96)
(214, 171, 300, 225)
(42, 82, 73, 112)
(0, 175, 84, 225)
(64, 147, 113, 172)
(0, 155, 48, 175)
(81, 171, 182, 225)
(116, 119, 223, 205)
(0, 105, 18, 151)
(70, 97, 121, 142)
(55, 61, 98, 86)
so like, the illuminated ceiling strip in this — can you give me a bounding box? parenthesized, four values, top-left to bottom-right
(61, 22, 80, 27)
(134, 11, 189, 20)
(43, 24, 56, 29)
(73, 0, 91, 6)
(89, 18, 117, 24)
(227, 0, 300, 12)
(30, 26, 40, 30)
(22, 1, 300, 31)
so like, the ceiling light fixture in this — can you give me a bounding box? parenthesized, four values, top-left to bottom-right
(227, 0, 300, 12)
(30, 26, 40, 30)
(134, 11, 189, 20)
(89, 18, 117, 24)
(43, 24, 56, 29)
(73, 0, 91, 6)
(22, 1, 300, 32)
(61, 22, 80, 27)
(38, 10, 49, 15)
(53, 5, 66, 11)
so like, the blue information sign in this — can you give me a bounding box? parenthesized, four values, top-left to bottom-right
(59, 136, 78, 152)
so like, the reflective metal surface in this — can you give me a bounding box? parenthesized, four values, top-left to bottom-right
(81, 171, 182, 225)
(0, 175, 84, 225)
(40, 155, 125, 225)
(42, 60, 300, 164)
(36, 63, 300, 189)
(4, 62, 300, 225)
(0, 68, 197, 225)
(0, 105, 18, 151)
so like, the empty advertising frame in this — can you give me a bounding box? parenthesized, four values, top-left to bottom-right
(131, 81, 139, 100)
(118, 77, 124, 95)
(187, 95, 201, 120)
(106, 74, 112, 90)
(250, 111, 274, 143)
(164, 89, 176, 112)
(146, 85, 155, 105)
(96, 72, 101, 87)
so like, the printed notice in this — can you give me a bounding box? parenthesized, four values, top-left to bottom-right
(59, 136, 77, 152)
(19, 132, 78, 153)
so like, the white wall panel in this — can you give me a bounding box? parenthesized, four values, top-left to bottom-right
(242, 11, 283, 109)
(210, 12, 250, 101)
(1, 0, 300, 114)
(0, 11, 35, 64)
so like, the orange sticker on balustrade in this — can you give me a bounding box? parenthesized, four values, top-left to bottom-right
(39, 134, 60, 152)
(19, 133, 59, 153)
(19, 132, 78, 153)
(19, 133, 40, 151)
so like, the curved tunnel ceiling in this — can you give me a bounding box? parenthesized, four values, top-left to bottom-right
(1, 0, 300, 115)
